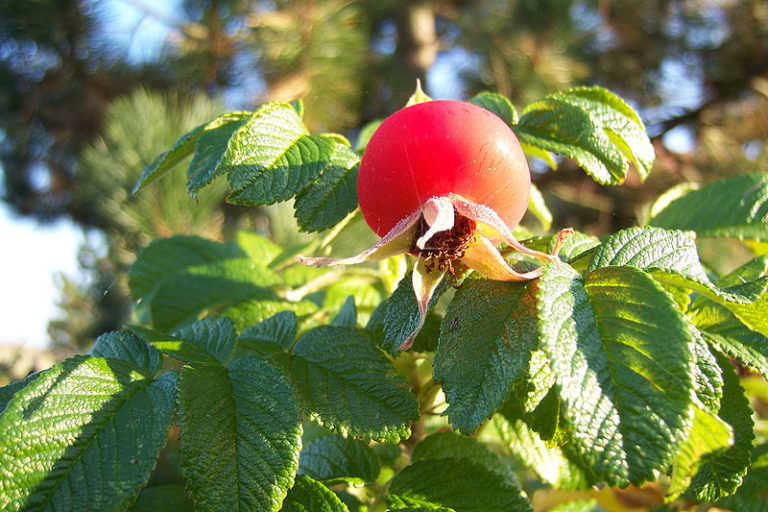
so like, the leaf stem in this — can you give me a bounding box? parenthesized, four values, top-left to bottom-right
(281, 271, 345, 302)
(280, 268, 378, 302)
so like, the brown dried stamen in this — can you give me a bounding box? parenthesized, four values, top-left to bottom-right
(411, 210, 476, 277)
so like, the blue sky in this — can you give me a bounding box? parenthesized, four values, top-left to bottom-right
(0, 206, 81, 347)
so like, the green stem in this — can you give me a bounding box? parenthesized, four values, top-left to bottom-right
(400, 352, 434, 453)
(280, 270, 345, 302)
(279, 267, 378, 302)
(369, 480, 393, 512)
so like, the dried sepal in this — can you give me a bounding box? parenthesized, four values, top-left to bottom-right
(299, 209, 420, 267)
(461, 236, 543, 281)
(451, 195, 559, 263)
(404, 255, 448, 350)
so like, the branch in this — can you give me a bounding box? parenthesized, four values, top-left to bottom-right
(650, 58, 768, 140)
(648, 96, 720, 140)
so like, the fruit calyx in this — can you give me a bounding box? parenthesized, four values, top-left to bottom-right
(412, 210, 475, 278)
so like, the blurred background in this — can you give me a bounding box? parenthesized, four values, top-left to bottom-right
(1, 0, 767, 379)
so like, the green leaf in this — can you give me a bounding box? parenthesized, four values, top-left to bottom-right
(516, 86, 654, 184)
(433, 278, 538, 433)
(289, 326, 419, 442)
(647, 173, 768, 241)
(524, 385, 566, 444)
(520, 141, 557, 169)
(149, 258, 282, 331)
(717, 442, 768, 511)
(504, 349, 556, 418)
(368, 270, 451, 355)
(492, 414, 589, 490)
(0, 356, 176, 512)
(293, 144, 360, 232)
(370, 443, 401, 467)
(223, 299, 318, 333)
(652, 267, 768, 342)
(554, 86, 654, 179)
(689, 255, 768, 375)
(354, 119, 383, 154)
(549, 501, 609, 512)
(331, 296, 358, 328)
(280, 475, 348, 512)
(411, 432, 518, 487)
(300, 421, 334, 445)
(335, 490, 366, 512)
(323, 276, 382, 317)
(408, 311, 443, 353)
(186, 113, 254, 193)
(469, 91, 519, 126)
(588, 226, 708, 280)
(547, 231, 600, 265)
(170, 316, 237, 364)
(129, 484, 192, 512)
(589, 226, 712, 310)
(132, 111, 250, 194)
(719, 253, 768, 286)
(203, 102, 307, 199)
(292, 99, 304, 119)
(668, 406, 733, 500)
(693, 301, 768, 376)
(89, 330, 162, 375)
(535, 263, 694, 486)
(388, 507, 454, 512)
(127, 324, 219, 365)
(147, 101, 361, 233)
(0, 372, 40, 414)
(178, 355, 302, 512)
(240, 311, 298, 351)
(237, 230, 283, 264)
(129, 235, 244, 301)
(518, 96, 622, 183)
(388, 458, 531, 512)
(297, 434, 381, 486)
(226, 125, 331, 205)
(687, 353, 755, 502)
(691, 329, 724, 413)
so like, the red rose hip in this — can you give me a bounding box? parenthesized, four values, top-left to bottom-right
(357, 100, 532, 237)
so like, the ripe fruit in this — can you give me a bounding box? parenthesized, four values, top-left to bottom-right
(357, 100, 531, 238)
(301, 97, 565, 350)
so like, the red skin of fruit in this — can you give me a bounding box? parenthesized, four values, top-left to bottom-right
(357, 99, 532, 237)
